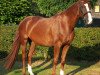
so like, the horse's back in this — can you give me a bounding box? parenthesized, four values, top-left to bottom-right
(18, 16, 42, 39)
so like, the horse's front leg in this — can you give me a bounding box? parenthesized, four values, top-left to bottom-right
(60, 45, 70, 75)
(52, 41, 61, 75)
(28, 42, 35, 75)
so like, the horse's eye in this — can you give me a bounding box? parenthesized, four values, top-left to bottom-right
(88, 0, 92, 4)
(88, 1, 90, 3)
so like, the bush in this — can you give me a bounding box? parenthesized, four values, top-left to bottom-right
(34, 0, 77, 17)
(0, 0, 97, 25)
(0, 26, 100, 60)
(0, 0, 76, 24)
(0, 0, 37, 24)
(68, 28, 100, 61)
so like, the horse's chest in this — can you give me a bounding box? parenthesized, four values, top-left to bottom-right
(58, 33, 66, 42)
(59, 31, 74, 45)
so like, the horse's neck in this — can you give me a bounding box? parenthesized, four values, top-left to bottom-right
(62, 3, 80, 28)
(55, 3, 80, 35)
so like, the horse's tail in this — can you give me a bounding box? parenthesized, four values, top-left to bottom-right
(4, 31, 20, 69)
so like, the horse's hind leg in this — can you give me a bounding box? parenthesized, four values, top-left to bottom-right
(20, 40, 27, 75)
(28, 42, 35, 75)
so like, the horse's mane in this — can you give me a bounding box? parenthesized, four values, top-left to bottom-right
(56, 1, 79, 16)
(65, 1, 79, 11)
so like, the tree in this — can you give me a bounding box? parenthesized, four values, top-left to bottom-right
(0, 0, 36, 24)
(34, 0, 77, 17)
(0, 0, 97, 24)
(91, 0, 98, 8)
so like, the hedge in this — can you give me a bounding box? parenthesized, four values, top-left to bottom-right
(0, 26, 100, 61)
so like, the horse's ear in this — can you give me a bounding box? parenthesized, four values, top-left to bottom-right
(80, 0, 89, 2)
(78, 0, 84, 3)
(79, 0, 84, 5)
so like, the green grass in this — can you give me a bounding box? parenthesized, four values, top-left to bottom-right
(0, 59, 100, 75)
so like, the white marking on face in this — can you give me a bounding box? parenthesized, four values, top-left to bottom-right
(84, 3, 92, 24)
(60, 69, 64, 75)
(28, 64, 34, 75)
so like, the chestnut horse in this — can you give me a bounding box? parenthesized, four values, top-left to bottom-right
(4, 0, 92, 75)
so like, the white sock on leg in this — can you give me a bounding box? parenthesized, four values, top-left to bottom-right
(28, 64, 34, 75)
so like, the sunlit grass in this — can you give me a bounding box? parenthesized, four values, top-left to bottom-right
(0, 60, 100, 75)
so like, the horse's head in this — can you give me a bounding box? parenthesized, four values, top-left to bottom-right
(79, 0, 93, 24)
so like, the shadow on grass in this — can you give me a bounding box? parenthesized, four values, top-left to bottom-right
(32, 43, 100, 75)
(33, 60, 53, 75)
(65, 43, 100, 75)
(28, 43, 100, 75)
(0, 43, 100, 75)
(66, 60, 99, 75)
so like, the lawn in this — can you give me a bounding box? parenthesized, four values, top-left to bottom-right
(0, 59, 100, 75)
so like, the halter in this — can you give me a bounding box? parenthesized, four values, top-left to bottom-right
(82, 10, 91, 23)
(79, 0, 92, 18)
(82, 10, 91, 17)
(80, 4, 91, 18)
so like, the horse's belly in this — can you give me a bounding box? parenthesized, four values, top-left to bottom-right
(29, 33, 54, 46)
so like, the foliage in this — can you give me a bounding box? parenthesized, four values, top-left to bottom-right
(91, 0, 98, 8)
(0, 0, 97, 25)
(68, 28, 100, 61)
(0, 26, 100, 61)
(0, 0, 37, 24)
(34, 0, 77, 17)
